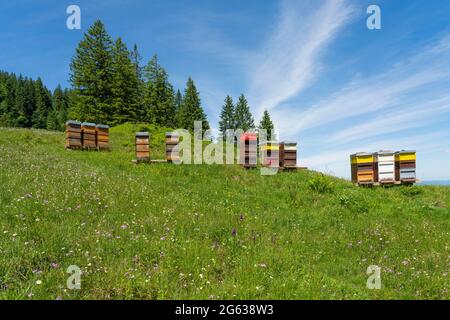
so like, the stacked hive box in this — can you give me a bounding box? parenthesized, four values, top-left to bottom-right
(395, 150, 416, 184)
(81, 122, 97, 149)
(135, 132, 150, 162)
(166, 132, 180, 163)
(96, 124, 110, 151)
(239, 133, 257, 168)
(279, 141, 297, 169)
(260, 141, 280, 168)
(375, 150, 395, 184)
(350, 152, 375, 185)
(65, 120, 82, 149)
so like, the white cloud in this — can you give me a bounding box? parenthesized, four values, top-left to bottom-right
(247, 0, 355, 117)
(272, 36, 450, 137)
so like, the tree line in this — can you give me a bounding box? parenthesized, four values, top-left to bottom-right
(0, 71, 71, 131)
(0, 19, 274, 138)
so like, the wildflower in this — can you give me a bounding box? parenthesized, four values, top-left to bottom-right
(36, 280, 42, 285)
(51, 262, 60, 269)
(231, 228, 237, 237)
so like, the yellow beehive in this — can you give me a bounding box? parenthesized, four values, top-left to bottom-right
(260, 141, 280, 168)
(350, 152, 375, 185)
(395, 150, 416, 183)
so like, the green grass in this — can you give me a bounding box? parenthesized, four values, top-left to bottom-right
(0, 125, 449, 300)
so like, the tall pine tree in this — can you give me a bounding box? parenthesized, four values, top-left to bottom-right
(32, 78, 52, 129)
(258, 109, 275, 140)
(69, 20, 114, 124)
(174, 89, 183, 127)
(110, 37, 140, 125)
(234, 94, 254, 132)
(178, 77, 209, 132)
(143, 55, 176, 127)
(218, 95, 235, 140)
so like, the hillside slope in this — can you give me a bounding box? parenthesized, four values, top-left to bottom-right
(0, 126, 448, 299)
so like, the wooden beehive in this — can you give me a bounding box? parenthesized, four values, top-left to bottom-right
(96, 124, 110, 151)
(65, 120, 82, 149)
(395, 150, 416, 184)
(239, 132, 257, 168)
(135, 132, 150, 162)
(166, 132, 180, 163)
(279, 141, 297, 169)
(260, 141, 280, 168)
(350, 152, 375, 185)
(81, 122, 97, 150)
(375, 150, 395, 184)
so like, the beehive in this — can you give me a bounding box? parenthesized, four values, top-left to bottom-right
(375, 150, 395, 184)
(166, 132, 180, 163)
(81, 122, 97, 149)
(239, 132, 257, 168)
(260, 141, 280, 168)
(395, 150, 416, 184)
(279, 141, 297, 169)
(65, 120, 82, 149)
(96, 124, 110, 151)
(350, 152, 375, 185)
(135, 132, 150, 162)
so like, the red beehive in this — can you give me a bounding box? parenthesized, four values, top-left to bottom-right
(239, 132, 257, 168)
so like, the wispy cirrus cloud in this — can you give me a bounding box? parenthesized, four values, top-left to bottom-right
(272, 35, 450, 137)
(247, 0, 355, 116)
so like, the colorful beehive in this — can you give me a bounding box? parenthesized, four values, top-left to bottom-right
(375, 150, 395, 184)
(350, 152, 375, 185)
(81, 122, 97, 149)
(65, 120, 82, 149)
(395, 150, 416, 184)
(96, 124, 110, 151)
(165, 132, 180, 163)
(135, 132, 150, 162)
(239, 132, 257, 168)
(279, 141, 297, 169)
(260, 141, 280, 168)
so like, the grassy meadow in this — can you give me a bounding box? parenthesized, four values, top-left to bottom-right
(0, 125, 449, 299)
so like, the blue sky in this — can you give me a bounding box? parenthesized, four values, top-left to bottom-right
(1, 0, 450, 180)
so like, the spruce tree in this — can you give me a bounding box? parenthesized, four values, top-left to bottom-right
(69, 20, 114, 124)
(218, 95, 235, 140)
(32, 78, 52, 129)
(110, 37, 140, 125)
(174, 89, 183, 127)
(143, 55, 176, 127)
(234, 94, 254, 132)
(177, 77, 209, 132)
(258, 109, 275, 140)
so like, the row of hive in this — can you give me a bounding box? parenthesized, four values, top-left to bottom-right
(133, 131, 299, 168)
(238, 132, 297, 169)
(135, 132, 181, 163)
(66, 120, 110, 150)
(350, 150, 416, 185)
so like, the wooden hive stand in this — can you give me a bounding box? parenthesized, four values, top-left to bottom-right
(395, 150, 417, 185)
(239, 132, 257, 168)
(81, 122, 97, 150)
(260, 141, 280, 168)
(165, 132, 180, 163)
(279, 141, 297, 170)
(65, 120, 82, 149)
(135, 132, 150, 163)
(96, 124, 110, 151)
